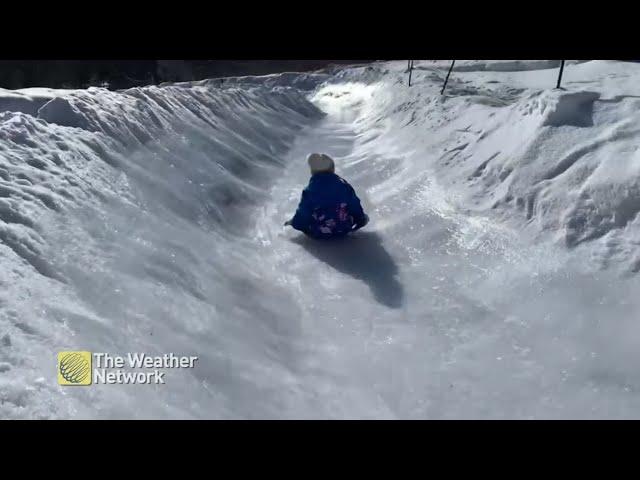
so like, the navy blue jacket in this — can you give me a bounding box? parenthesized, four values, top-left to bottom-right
(290, 172, 367, 239)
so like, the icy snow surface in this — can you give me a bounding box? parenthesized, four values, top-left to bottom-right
(1, 61, 640, 418)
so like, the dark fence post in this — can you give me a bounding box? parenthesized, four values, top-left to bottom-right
(556, 60, 566, 89)
(441, 60, 456, 95)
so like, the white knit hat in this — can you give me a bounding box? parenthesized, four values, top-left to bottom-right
(307, 153, 335, 174)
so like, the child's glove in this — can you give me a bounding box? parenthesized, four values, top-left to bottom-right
(284, 220, 292, 227)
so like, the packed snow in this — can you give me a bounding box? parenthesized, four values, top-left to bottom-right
(1, 60, 640, 419)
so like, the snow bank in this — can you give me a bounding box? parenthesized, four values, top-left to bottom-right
(0, 80, 323, 418)
(345, 60, 640, 272)
(197, 71, 333, 91)
(0, 88, 65, 116)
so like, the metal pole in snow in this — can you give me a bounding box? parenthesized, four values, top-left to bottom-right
(556, 60, 566, 89)
(441, 60, 456, 95)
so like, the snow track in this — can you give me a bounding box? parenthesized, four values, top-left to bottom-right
(2, 61, 640, 418)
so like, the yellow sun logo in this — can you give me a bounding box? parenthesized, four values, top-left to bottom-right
(58, 352, 92, 386)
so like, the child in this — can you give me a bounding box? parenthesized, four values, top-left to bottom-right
(285, 153, 369, 239)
